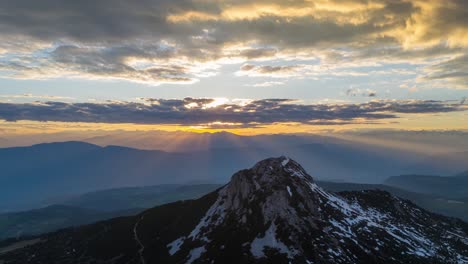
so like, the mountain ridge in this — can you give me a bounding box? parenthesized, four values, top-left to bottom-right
(1, 157, 467, 263)
(385, 173, 468, 199)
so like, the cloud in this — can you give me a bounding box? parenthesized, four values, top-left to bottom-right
(346, 88, 377, 97)
(0, 0, 466, 87)
(247, 81, 285, 87)
(393, 0, 468, 48)
(1, 0, 463, 49)
(0, 94, 74, 100)
(419, 55, 468, 89)
(237, 63, 371, 79)
(0, 98, 465, 127)
(239, 48, 277, 59)
(0, 44, 206, 84)
(238, 64, 301, 78)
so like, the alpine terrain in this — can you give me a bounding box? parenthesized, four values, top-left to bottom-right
(1, 157, 467, 263)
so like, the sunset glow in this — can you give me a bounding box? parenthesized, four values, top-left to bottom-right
(0, 0, 466, 141)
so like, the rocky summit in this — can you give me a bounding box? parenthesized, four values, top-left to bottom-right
(1, 157, 467, 264)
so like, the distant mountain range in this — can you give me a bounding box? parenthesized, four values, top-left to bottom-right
(402, 152, 468, 176)
(1, 157, 466, 263)
(0, 184, 220, 240)
(1, 141, 466, 212)
(61, 184, 221, 212)
(0, 205, 140, 240)
(0, 141, 236, 211)
(3, 130, 468, 155)
(385, 172, 468, 199)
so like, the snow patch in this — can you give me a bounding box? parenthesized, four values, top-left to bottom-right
(187, 196, 225, 242)
(307, 182, 441, 259)
(327, 247, 341, 257)
(286, 186, 292, 197)
(167, 237, 185, 256)
(284, 165, 307, 179)
(281, 157, 290, 166)
(250, 223, 296, 259)
(185, 246, 205, 264)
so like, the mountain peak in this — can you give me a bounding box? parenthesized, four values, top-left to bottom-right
(222, 156, 317, 215)
(166, 158, 468, 263)
(236, 156, 314, 185)
(2, 158, 468, 264)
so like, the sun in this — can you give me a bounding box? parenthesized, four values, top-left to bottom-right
(203, 97, 229, 108)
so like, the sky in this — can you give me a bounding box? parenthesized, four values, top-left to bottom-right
(0, 0, 467, 137)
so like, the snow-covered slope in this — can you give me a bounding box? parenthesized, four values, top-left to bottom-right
(1, 157, 467, 264)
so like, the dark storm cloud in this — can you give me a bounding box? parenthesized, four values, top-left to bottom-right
(0, 99, 465, 126)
